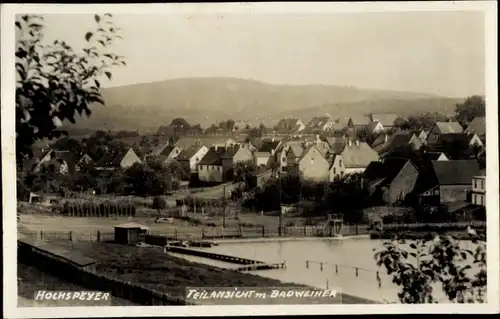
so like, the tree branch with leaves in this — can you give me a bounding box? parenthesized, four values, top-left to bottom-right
(15, 14, 126, 166)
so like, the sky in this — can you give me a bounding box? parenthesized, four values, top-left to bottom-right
(38, 10, 486, 97)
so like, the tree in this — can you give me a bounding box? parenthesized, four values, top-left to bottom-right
(455, 95, 486, 127)
(152, 196, 167, 213)
(171, 118, 191, 129)
(373, 232, 486, 303)
(16, 14, 125, 167)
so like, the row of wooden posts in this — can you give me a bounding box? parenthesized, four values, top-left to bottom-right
(306, 260, 383, 288)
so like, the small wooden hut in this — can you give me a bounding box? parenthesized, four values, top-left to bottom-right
(114, 222, 149, 245)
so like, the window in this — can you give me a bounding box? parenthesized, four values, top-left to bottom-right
(333, 168, 336, 174)
(480, 195, 483, 206)
(481, 179, 484, 190)
(339, 159, 342, 166)
(474, 179, 477, 189)
(473, 194, 476, 205)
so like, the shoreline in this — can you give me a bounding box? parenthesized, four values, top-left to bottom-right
(210, 234, 371, 244)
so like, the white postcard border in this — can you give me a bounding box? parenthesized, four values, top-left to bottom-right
(2, 2, 499, 318)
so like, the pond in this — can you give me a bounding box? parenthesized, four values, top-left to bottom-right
(178, 238, 482, 303)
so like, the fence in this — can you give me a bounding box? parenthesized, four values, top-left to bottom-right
(19, 220, 486, 243)
(17, 239, 191, 306)
(61, 202, 136, 217)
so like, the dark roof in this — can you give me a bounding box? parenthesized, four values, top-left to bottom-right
(430, 133, 471, 154)
(19, 238, 97, 267)
(96, 148, 135, 167)
(464, 117, 486, 136)
(159, 146, 177, 157)
(176, 145, 204, 161)
(258, 140, 280, 153)
(325, 137, 346, 154)
(424, 152, 448, 161)
(364, 158, 415, 186)
(431, 160, 480, 185)
(198, 147, 226, 165)
(275, 118, 302, 131)
(221, 145, 241, 159)
(434, 121, 463, 134)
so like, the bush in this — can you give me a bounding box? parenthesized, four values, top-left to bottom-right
(373, 232, 487, 303)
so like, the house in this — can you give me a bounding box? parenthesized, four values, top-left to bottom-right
(274, 118, 306, 133)
(347, 115, 371, 128)
(284, 144, 304, 172)
(430, 133, 483, 159)
(176, 145, 209, 173)
(220, 145, 254, 181)
(174, 136, 237, 150)
(464, 116, 486, 138)
(372, 131, 422, 157)
(323, 117, 349, 133)
(76, 153, 94, 171)
(254, 152, 272, 168)
(418, 130, 429, 143)
(368, 113, 398, 129)
(471, 174, 486, 207)
(274, 141, 304, 172)
(366, 121, 385, 134)
(95, 148, 142, 170)
(424, 152, 449, 161)
(152, 144, 182, 165)
(32, 150, 78, 175)
(340, 140, 380, 174)
(258, 139, 281, 156)
(426, 121, 464, 144)
(328, 155, 346, 181)
(430, 160, 481, 203)
(197, 147, 227, 183)
(363, 158, 419, 204)
(303, 116, 331, 133)
(290, 144, 330, 182)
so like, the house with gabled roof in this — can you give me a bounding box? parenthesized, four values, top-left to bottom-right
(328, 154, 346, 182)
(347, 115, 371, 129)
(426, 121, 464, 144)
(323, 117, 349, 133)
(303, 116, 332, 133)
(95, 148, 142, 170)
(151, 143, 182, 165)
(372, 131, 422, 157)
(176, 145, 209, 173)
(366, 121, 385, 134)
(274, 141, 304, 172)
(363, 158, 419, 204)
(32, 149, 79, 175)
(274, 118, 306, 133)
(220, 145, 254, 181)
(340, 140, 380, 174)
(429, 160, 481, 203)
(290, 144, 330, 182)
(418, 130, 429, 143)
(174, 136, 237, 150)
(368, 113, 398, 129)
(197, 147, 227, 183)
(464, 116, 486, 138)
(429, 133, 483, 159)
(76, 153, 94, 172)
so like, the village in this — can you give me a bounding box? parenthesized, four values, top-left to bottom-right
(18, 103, 487, 232)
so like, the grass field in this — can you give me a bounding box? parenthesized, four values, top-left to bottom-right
(17, 263, 138, 307)
(31, 240, 375, 304)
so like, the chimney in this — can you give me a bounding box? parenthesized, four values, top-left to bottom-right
(348, 139, 352, 147)
(355, 139, 359, 147)
(384, 134, 388, 143)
